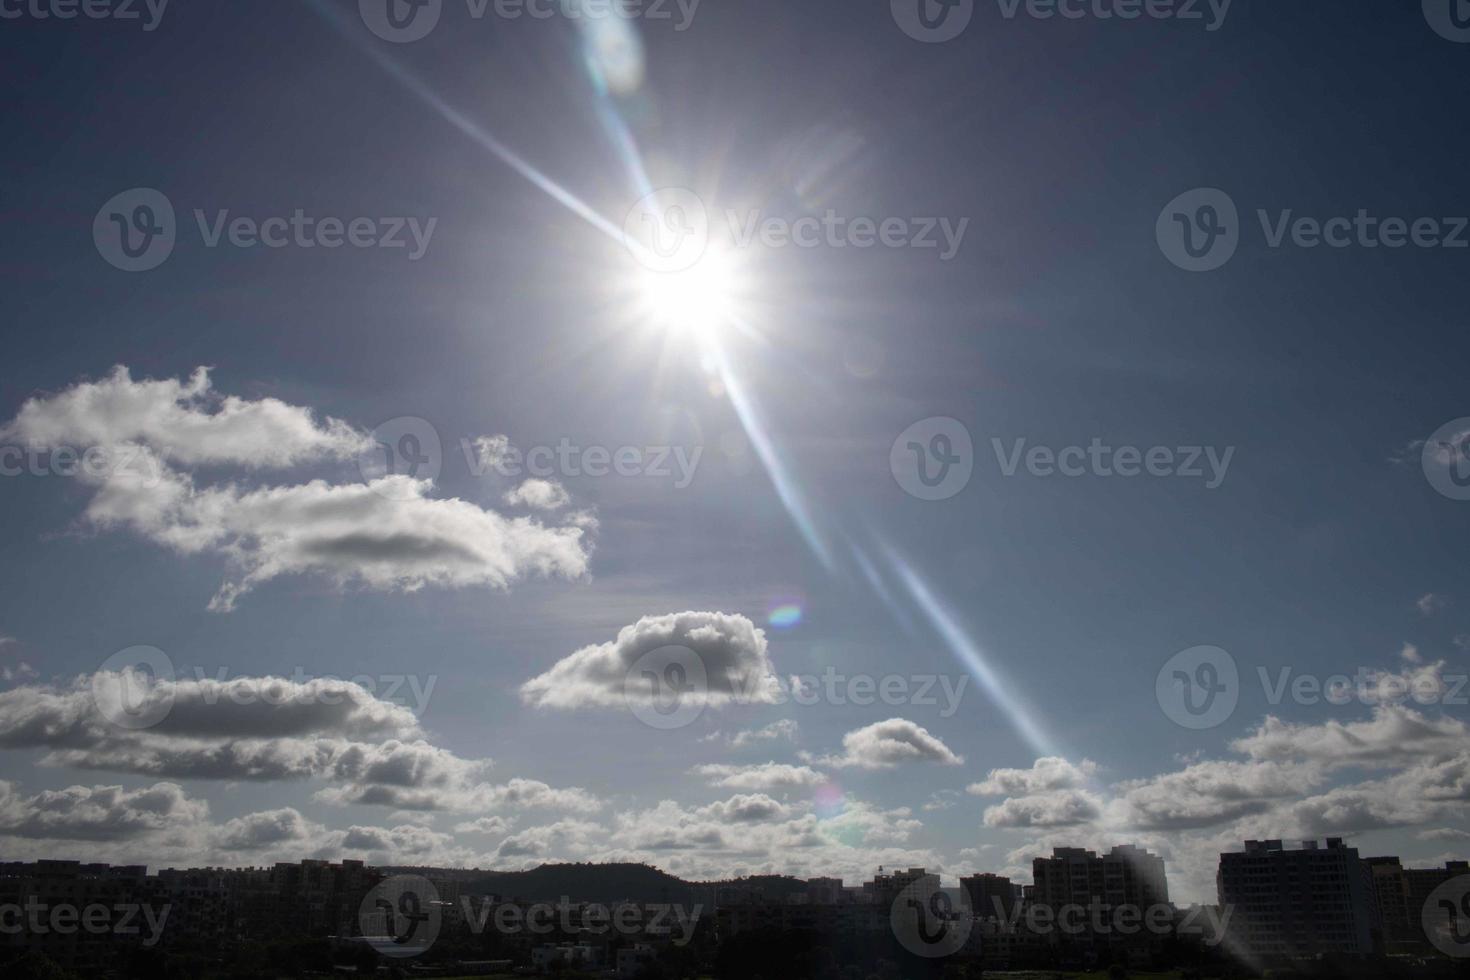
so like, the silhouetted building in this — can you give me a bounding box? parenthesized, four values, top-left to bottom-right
(960, 872, 1018, 921)
(1217, 838, 1376, 959)
(1032, 844, 1170, 911)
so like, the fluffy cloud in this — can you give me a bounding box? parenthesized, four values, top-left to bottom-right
(690, 762, 828, 793)
(0, 367, 593, 611)
(702, 719, 800, 749)
(520, 611, 783, 710)
(504, 478, 571, 510)
(807, 718, 963, 769)
(969, 756, 1097, 797)
(0, 670, 598, 815)
(982, 789, 1103, 829)
(2, 366, 367, 468)
(1112, 760, 1322, 831)
(213, 807, 319, 850)
(0, 780, 209, 841)
(1231, 705, 1470, 768)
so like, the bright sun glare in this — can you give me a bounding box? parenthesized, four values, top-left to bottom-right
(636, 248, 739, 342)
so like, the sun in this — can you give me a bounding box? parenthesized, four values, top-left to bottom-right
(634, 246, 740, 342)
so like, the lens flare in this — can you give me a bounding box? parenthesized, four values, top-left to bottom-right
(767, 603, 804, 629)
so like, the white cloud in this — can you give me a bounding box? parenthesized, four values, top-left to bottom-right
(504, 478, 571, 510)
(1231, 704, 1470, 768)
(0, 780, 209, 841)
(807, 719, 963, 770)
(0, 670, 597, 815)
(1, 367, 594, 611)
(520, 611, 783, 710)
(1112, 760, 1323, 831)
(707, 719, 800, 749)
(2, 366, 367, 468)
(213, 807, 319, 850)
(969, 756, 1097, 796)
(1418, 592, 1447, 616)
(690, 762, 828, 793)
(982, 789, 1103, 829)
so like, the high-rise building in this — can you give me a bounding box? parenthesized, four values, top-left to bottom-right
(1029, 844, 1170, 965)
(1217, 838, 1377, 959)
(1032, 844, 1170, 912)
(1364, 856, 1413, 944)
(960, 872, 1018, 921)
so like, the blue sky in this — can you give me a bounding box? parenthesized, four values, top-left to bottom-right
(0, 0, 1468, 903)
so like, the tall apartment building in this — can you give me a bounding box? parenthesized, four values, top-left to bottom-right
(804, 877, 844, 905)
(1030, 845, 1170, 965)
(1216, 838, 1377, 959)
(860, 867, 929, 906)
(1031, 844, 1170, 912)
(960, 872, 1018, 921)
